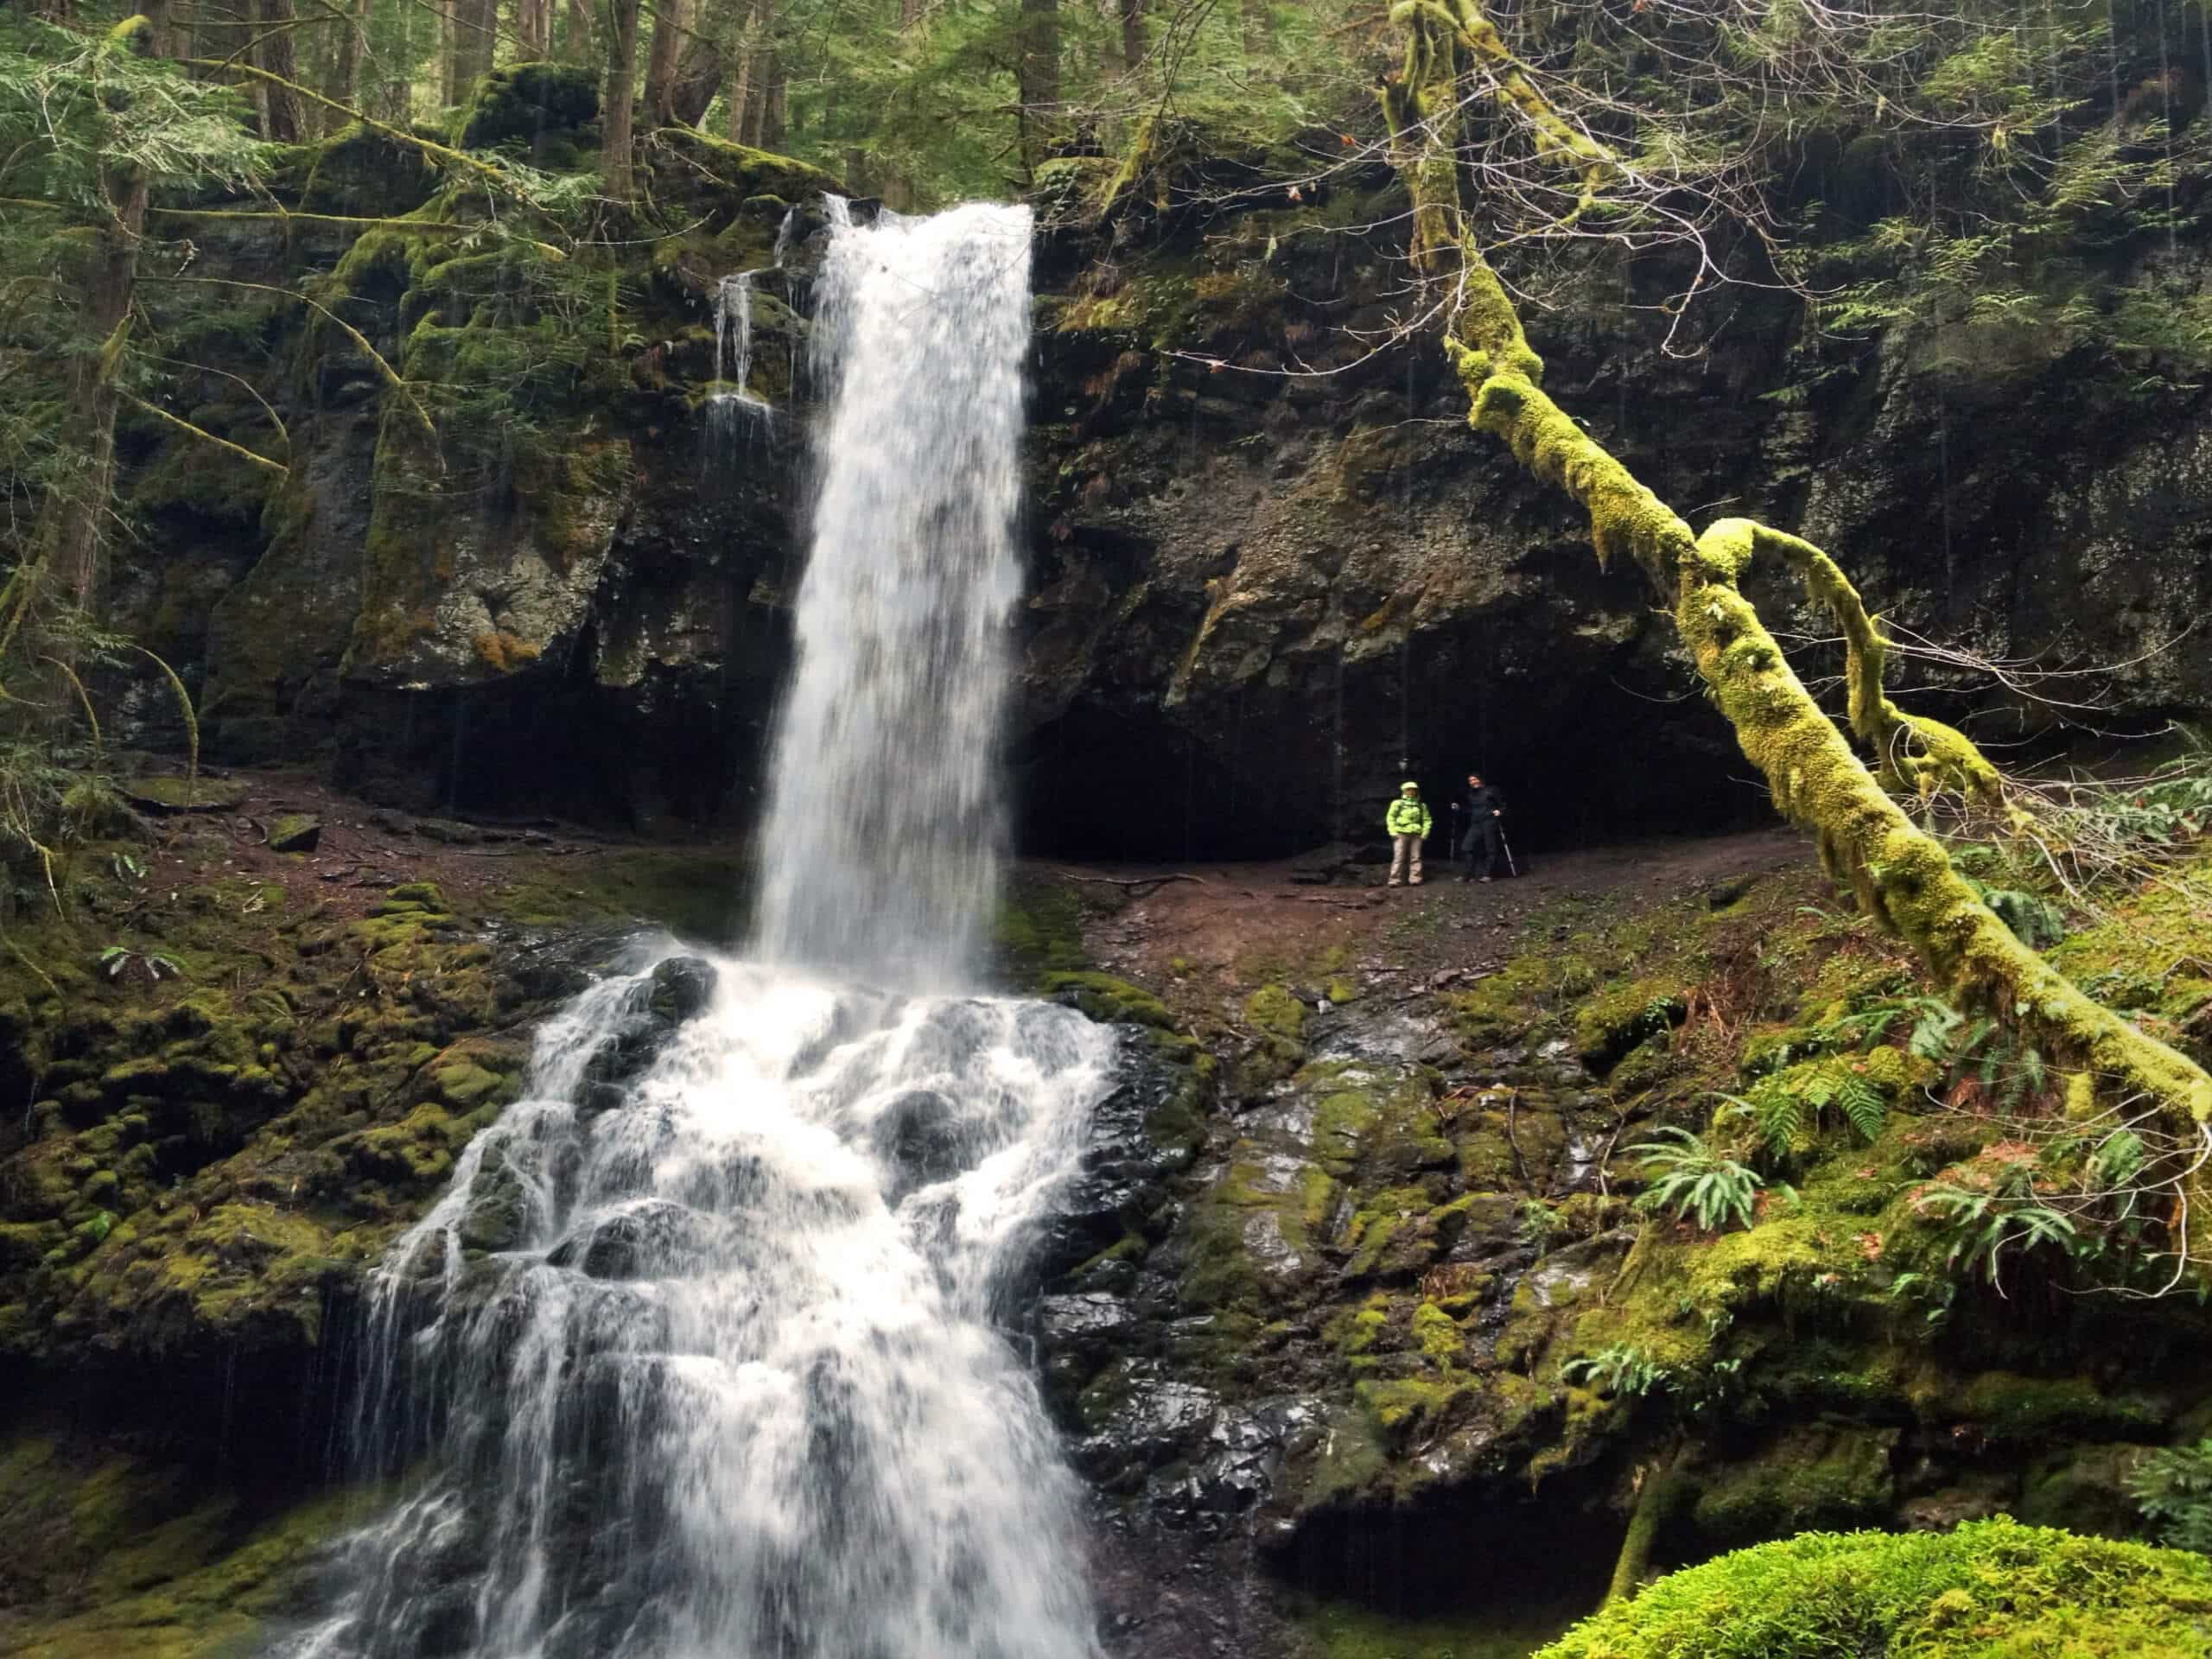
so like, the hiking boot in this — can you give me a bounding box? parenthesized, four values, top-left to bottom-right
(1410, 876, 1423, 886)
(1479, 876, 1492, 883)
(1387, 879, 1402, 887)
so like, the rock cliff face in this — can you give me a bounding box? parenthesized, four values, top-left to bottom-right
(1014, 198, 2212, 858)
(117, 86, 829, 833)
(107, 115, 2212, 860)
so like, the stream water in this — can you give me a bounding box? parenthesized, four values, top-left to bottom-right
(284, 198, 1108, 1659)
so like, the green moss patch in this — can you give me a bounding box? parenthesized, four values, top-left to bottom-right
(1535, 1518, 2212, 1659)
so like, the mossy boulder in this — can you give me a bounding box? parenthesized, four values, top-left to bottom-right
(1687, 1423, 1899, 1548)
(1535, 1518, 2212, 1659)
(460, 61, 600, 155)
(299, 120, 438, 216)
(264, 813, 321, 853)
(122, 776, 249, 814)
(644, 127, 842, 221)
(1573, 980, 1686, 1072)
(1043, 971, 1178, 1032)
(0, 1423, 366, 1659)
(995, 878, 1090, 984)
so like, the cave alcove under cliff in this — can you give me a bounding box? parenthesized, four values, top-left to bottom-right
(1014, 660, 1774, 865)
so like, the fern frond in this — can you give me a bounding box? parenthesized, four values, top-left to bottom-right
(1836, 1074, 1887, 1143)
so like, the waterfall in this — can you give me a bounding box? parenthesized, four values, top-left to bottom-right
(752, 200, 1033, 989)
(284, 200, 1106, 1659)
(711, 271, 765, 410)
(705, 207, 795, 438)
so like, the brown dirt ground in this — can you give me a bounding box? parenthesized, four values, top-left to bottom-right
(1050, 826, 1812, 1003)
(125, 765, 1811, 989)
(118, 767, 728, 923)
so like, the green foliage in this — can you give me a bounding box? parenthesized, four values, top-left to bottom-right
(1518, 1198, 1566, 1251)
(2066, 731, 2212, 849)
(1729, 1060, 1887, 1159)
(2129, 1440, 2212, 1555)
(1632, 1127, 1764, 1233)
(1965, 879, 2068, 949)
(1561, 1343, 1669, 1398)
(1911, 1163, 2078, 1292)
(1535, 1517, 2212, 1659)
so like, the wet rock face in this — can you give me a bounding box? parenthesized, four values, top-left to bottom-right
(1009, 217, 2212, 860)
(577, 955, 721, 1116)
(1032, 981, 1624, 1564)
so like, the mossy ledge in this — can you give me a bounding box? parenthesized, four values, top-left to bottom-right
(1535, 1517, 2212, 1659)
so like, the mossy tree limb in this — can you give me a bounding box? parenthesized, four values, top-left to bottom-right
(1721, 519, 2000, 804)
(1382, 3, 2212, 1208)
(1605, 1446, 1686, 1605)
(119, 390, 287, 475)
(183, 59, 520, 191)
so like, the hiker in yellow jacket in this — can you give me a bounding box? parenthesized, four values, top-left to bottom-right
(1385, 781, 1432, 887)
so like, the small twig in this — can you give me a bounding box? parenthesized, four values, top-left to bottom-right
(1057, 871, 1211, 898)
(1503, 1087, 1529, 1185)
(1594, 1107, 1630, 1198)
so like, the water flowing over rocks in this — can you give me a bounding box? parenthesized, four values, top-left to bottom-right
(288, 957, 1115, 1659)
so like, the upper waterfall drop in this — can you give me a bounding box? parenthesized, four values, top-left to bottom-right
(752, 199, 1035, 988)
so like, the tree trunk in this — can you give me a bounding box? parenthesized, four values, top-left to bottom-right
(517, 0, 551, 59)
(253, 0, 305, 141)
(26, 166, 147, 729)
(668, 34, 724, 127)
(899, 0, 923, 25)
(167, 0, 194, 64)
(726, 0, 763, 140)
(1015, 0, 1058, 173)
(327, 0, 372, 121)
(641, 0, 685, 127)
(449, 0, 496, 105)
(440, 0, 459, 106)
(603, 0, 643, 199)
(142, 0, 179, 59)
(757, 52, 785, 149)
(564, 0, 594, 61)
(1117, 0, 1141, 70)
(1605, 1449, 1685, 1605)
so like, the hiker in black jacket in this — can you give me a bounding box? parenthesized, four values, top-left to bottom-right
(1459, 773, 1508, 882)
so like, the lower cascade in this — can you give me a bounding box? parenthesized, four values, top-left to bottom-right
(283, 199, 1108, 1657)
(289, 957, 1111, 1659)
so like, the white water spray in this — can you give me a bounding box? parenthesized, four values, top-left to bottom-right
(753, 200, 1034, 988)
(706, 207, 796, 435)
(286, 200, 1105, 1659)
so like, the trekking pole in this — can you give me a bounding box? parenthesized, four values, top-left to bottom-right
(1449, 801, 1461, 858)
(1497, 823, 1519, 878)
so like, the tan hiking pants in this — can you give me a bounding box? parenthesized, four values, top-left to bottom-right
(1389, 834, 1424, 885)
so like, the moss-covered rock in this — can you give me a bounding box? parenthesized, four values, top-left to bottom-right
(298, 121, 439, 216)
(459, 61, 600, 156)
(1535, 1518, 2212, 1659)
(1686, 1424, 1898, 1548)
(1573, 980, 1687, 1072)
(0, 1423, 368, 1659)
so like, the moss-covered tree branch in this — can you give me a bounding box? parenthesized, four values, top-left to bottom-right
(1382, 3, 2212, 1174)
(118, 390, 287, 475)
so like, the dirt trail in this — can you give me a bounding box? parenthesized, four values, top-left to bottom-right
(1051, 827, 1811, 1000)
(112, 766, 747, 937)
(126, 764, 1811, 989)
